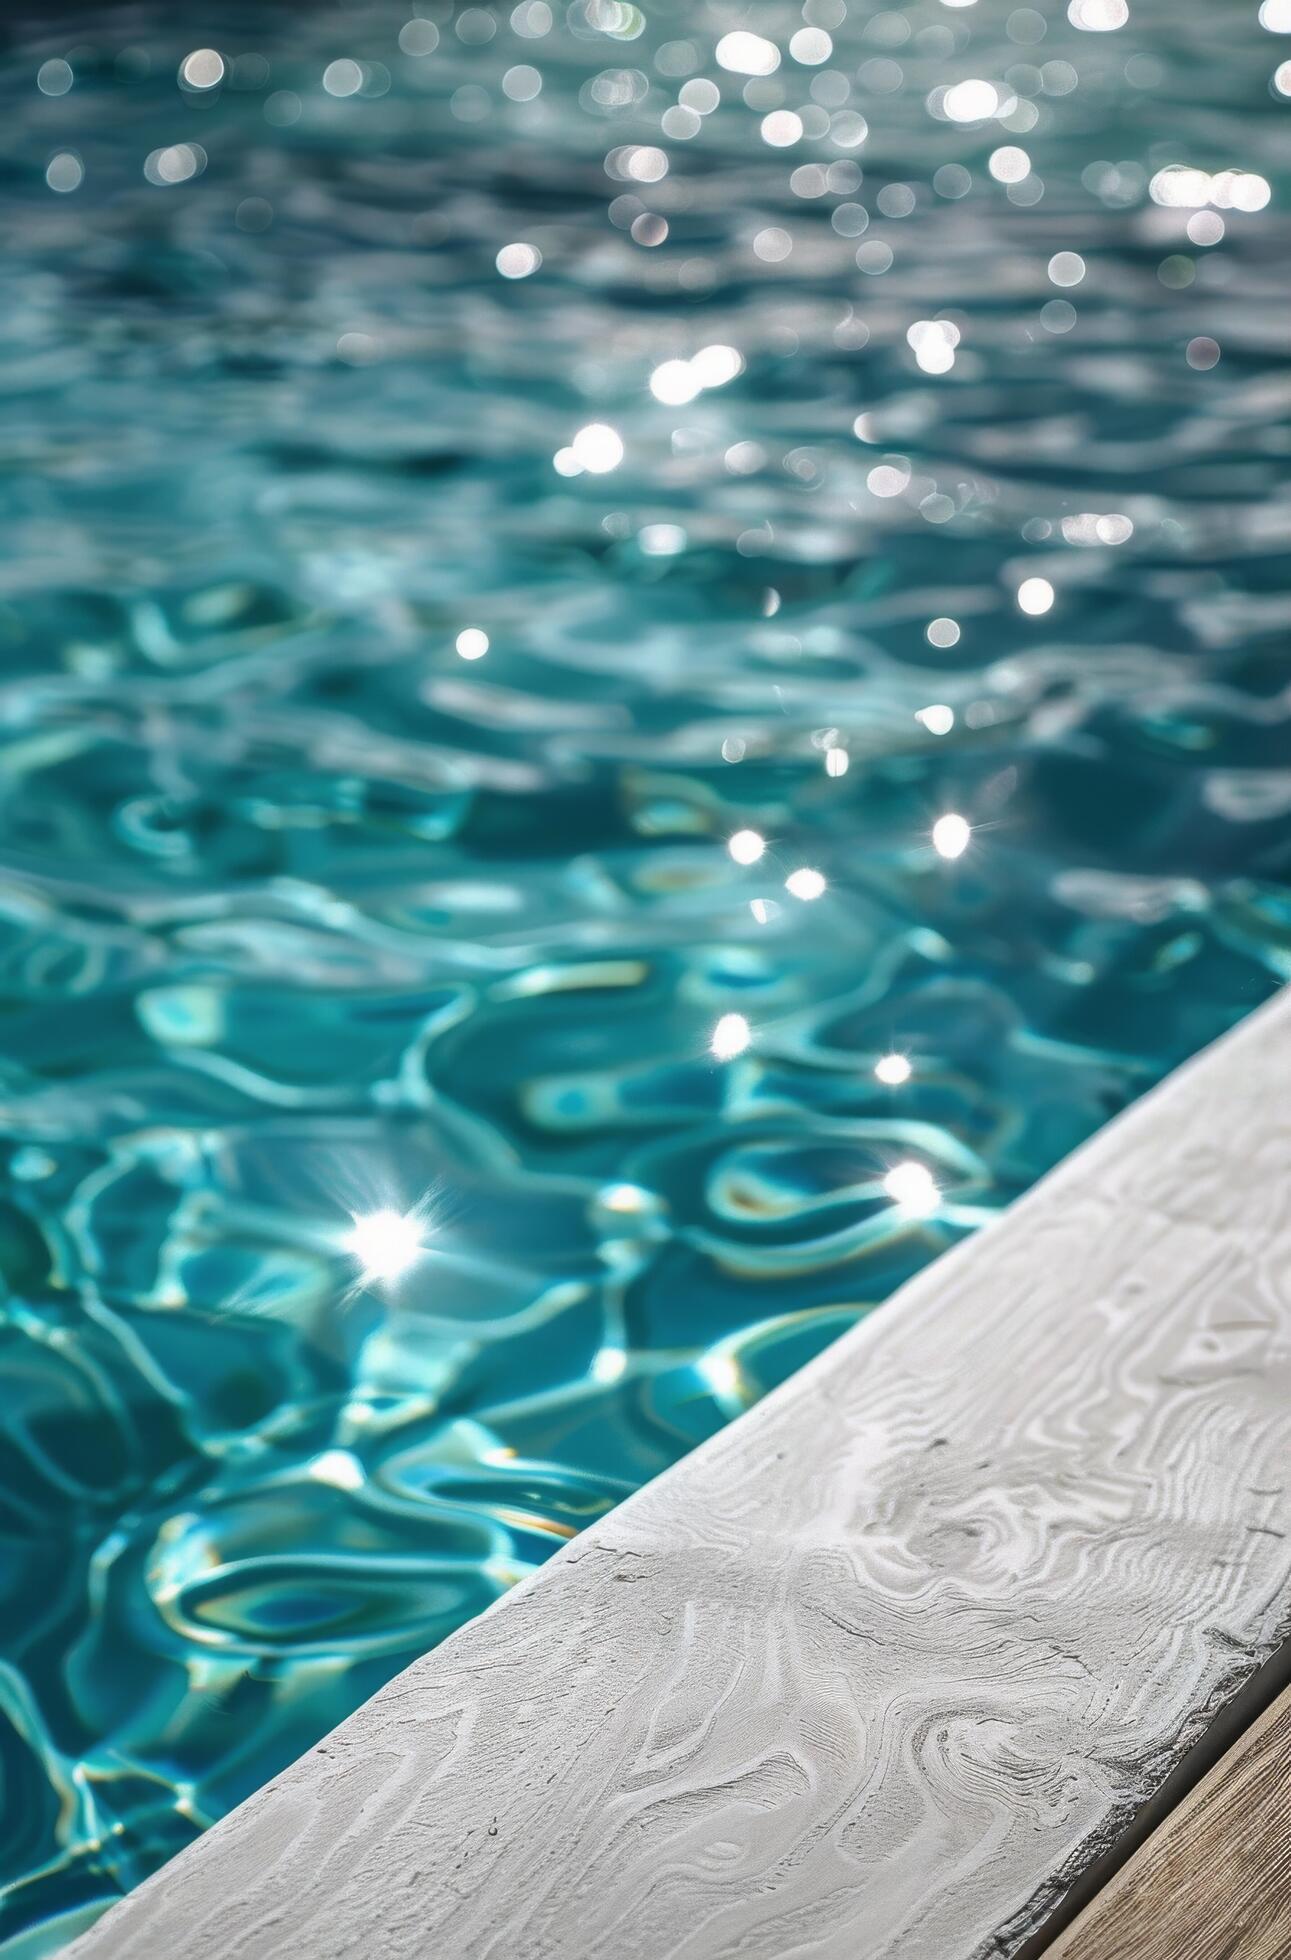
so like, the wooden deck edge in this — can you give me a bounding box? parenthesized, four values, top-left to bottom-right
(68, 987, 1291, 1960)
(1022, 1635, 1291, 1956)
(1040, 1676, 1291, 1959)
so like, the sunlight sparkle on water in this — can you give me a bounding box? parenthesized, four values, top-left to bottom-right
(728, 828, 766, 865)
(883, 1161, 939, 1216)
(700, 1351, 741, 1398)
(345, 1210, 425, 1283)
(600, 1182, 651, 1214)
(650, 360, 699, 405)
(715, 30, 780, 75)
(943, 79, 1000, 122)
(571, 424, 624, 473)
(932, 813, 972, 858)
(180, 48, 225, 88)
(591, 1347, 628, 1383)
(309, 1449, 365, 1490)
(691, 344, 743, 387)
(711, 1013, 751, 1059)
(496, 242, 541, 278)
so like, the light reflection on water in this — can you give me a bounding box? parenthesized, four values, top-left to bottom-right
(1, 0, 1289, 1948)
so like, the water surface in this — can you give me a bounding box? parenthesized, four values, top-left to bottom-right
(1, 0, 1289, 1949)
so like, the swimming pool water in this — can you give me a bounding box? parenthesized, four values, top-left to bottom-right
(1, 0, 1289, 1949)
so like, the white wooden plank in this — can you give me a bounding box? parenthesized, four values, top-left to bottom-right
(69, 988, 1291, 1959)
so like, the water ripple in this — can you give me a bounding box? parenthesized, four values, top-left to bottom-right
(0, 0, 1289, 1949)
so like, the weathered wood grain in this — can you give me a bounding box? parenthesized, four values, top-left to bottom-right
(70, 990, 1291, 1960)
(1046, 1683, 1291, 1960)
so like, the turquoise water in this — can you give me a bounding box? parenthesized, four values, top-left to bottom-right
(2, 0, 1290, 1948)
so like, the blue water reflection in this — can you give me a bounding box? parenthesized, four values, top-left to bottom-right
(0, 0, 1289, 1948)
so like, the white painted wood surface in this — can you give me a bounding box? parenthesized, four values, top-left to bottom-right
(70, 990, 1291, 1960)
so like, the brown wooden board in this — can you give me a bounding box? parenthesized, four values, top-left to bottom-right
(1045, 1684, 1291, 1960)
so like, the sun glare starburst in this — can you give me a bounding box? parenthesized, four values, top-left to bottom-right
(345, 1210, 426, 1283)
